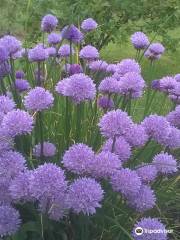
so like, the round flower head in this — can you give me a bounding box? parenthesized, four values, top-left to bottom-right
(128, 185, 156, 212)
(0, 128, 13, 152)
(98, 109, 133, 138)
(102, 136, 131, 163)
(97, 96, 114, 110)
(79, 45, 99, 60)
(61, 24, 84, 43)
(24, 87, 54, 111)
(41, 14, 58, 32)
(46, 47, 56, 57)
(15, 70, 25, 79)
(62, 143, 95, 175)
(0, 181, 12, 204)
(162, 126, 180, 149)
(175, 73, 180, 82)
(168, 82, 180, 98)
(90, 151, 122, 179)
(81, 18, 98, 31)
(98, 76, 120, 94)
(58, 44, 74, 57)
(110, 169, 142, 198)
(89, 60, 108, 72)
(142, 115, 171, 144)
(2, 109, 33, 137)
(153, 152, 178, 174)
(106, 64, 117, 74)
(136, 165, 158, 183)
(15, 79, 30, 92)
(56, 73, 96, 104)
(159, 76, 177, 92)
(28, 44, 49, 62)
(151, 79, 160, 90)
(67, 177, 104, 215)
(30, 163, 68, 219)
(0, 45, 8, 63)
(33, 142, 56, 157)
(0, 62, 11, 78)
(124, 124, 149, 147)
(0, 35, 22, 55)
(0, 205, 21, 237)
(48, 32, 62, 45)
(132, 217, 167, 240)
(149, 43, 165, 55)
(116, 59, 141, 76)
(166, 105, 180, 128)
(68, 64, 83, 75)
(144, 49, 161, 61)
(0, 95, 15, 114)
(169, 94, 180, 104)
(131, 32, 149, 50)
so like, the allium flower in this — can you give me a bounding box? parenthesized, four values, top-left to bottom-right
(90, 151, 122, 178)
(15, 79, 30, 92)
(30, 163, 68, 219)
(11, 49, 24, 59)
(0, 95, 15, 114)
(1, 109, 33, 137)
(56, 73, 96, 104)
(28, 44, 49, 62)
(159, 76, 177, 92)
(144, 49, 161, 60)
(0, 45, 8, 63)
(0, 35, 22, 55)
(0, 205, 21, 237)
(142, 115, 171, 144)
(61, 24, 84, 43)
(149, 43, 165, 55)
(62, 143, 95, 175)
(132, 217, 167, 240)
(58, 44, 74, 57)
(15, 70, 25, 79)
(41, 14, 58, 32)
(166, 105, 180, 128)
(0, 62, 11, 78)
(97, 96, 114, 110)
(89, 60, 108, 72)
(98, 76, 120, 94)
(128, 185, 156, 212)
(151, 79, 160, 90)
(124, 124, 149, 147)
(153, 152, 178, 174)
(81, 18, 98, 31)
(102, 136, 131, 163)
(168, 82, 180, 99)
(46, 47, 56, 57)
(175, 73, 180, 82)
(0, 128, 13, 152)
(0, 182, 12, 204)
(33, 142, 56, 157)
(110, 169, 142, 197)
(131, 32, 149, 50)
(106, 64, 117, 74)
(68, 64, 83, 75)
(136, 165, 158, 183)
(98, 109, 133, 138)
(162, 127, 180, 149)
(116, 59, 141, 76)
(48, 32, 62, 45)
(79, 45, 99, 60)
(67, 177, 104, 215)
(24, 87, 54, 111)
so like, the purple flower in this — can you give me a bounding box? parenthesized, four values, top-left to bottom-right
(15, 70, 25, 79)
(98, 109, 133, 138)
(89, 60, 108, 72)
(102, 136, 131, 163)
(159, 76, 177, 92)
(0, 128, 13, 152)
(106, 64, 117, 74)
(24, 87, 54, 111)
(175, 73, 180, 82)
(166, 105, 180, 128)
(98, 76, 120, 94)
(81, 18, 98, 31)
(116, 59, 141, 76)
(168, 82, 180, 99)
(48, 32, 62, 45)
(0, 35, 22, 55)
(142, 115, 171, 144)
(136, 165, 158, 183)
(97, 96, 114, 110)
(151, 80, 160, 90)
(0, 45, 8, 63)
(131, 32, 149, 50)
(0, 62, 11, 78)
(144, 49, 161, 60)
(68, 64, 83, 75)
(149, 43, 165, 55)
(61, 24, 84, 43)
(0, 205, 21, 237)
(162, 127, 180, 149)
(46, 47, 56, 57)
(153, 152, 178, 174)
(41, 14, 58, 32)
(33, 142, 56, 157)
(28, 44, 49, 62)
(67, 177, 104, 215)
(128, 185, 156, 212)
(15, 79, 30, 92)
(0, 95, 15, 114)
(56, 73, 96, 104)
(1, 109, 33, 137)
(132, 217, 167, 240)
(90, 151, 122, 179)
(58, 44, 74, 57)
(62, 143, 95, 175)
(79, 45, 99, 60)
(110, 169, 142, 197)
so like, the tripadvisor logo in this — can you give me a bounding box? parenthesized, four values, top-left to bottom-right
(135, 227, 143, 236)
